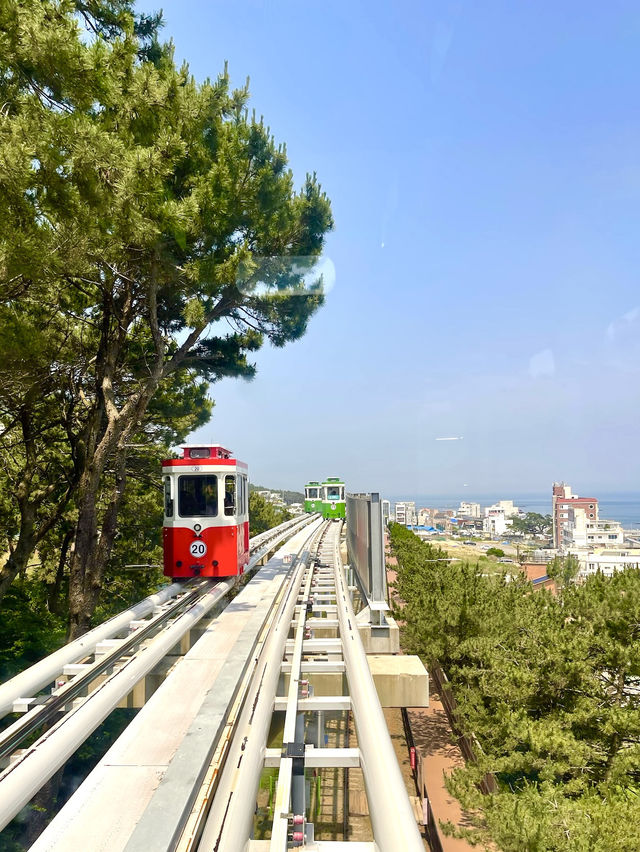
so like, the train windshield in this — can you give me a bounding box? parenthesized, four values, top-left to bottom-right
(327, 486, 343, 500)
(178, 475, 218, 517)
(307, 487, 319, 498)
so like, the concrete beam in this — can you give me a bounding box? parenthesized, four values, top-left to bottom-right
(357, 614, 400, 654)
(366, 655, 429, 708)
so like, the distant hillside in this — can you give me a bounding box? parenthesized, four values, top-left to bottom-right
(249, 483, 305, 505)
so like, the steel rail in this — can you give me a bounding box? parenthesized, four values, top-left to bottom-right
(269, 536, 318, 849)
(331, 525, 424, 852)
(249, 513, 316, 551)
(0, 581, 213, 763)
(196, 521, 330, 852)
(0, 514, 314, 722)
(0, 580, 237, 833)
(0, 581, 189, 720)
(0, 515, 316, 768)
(125, 517, 322, 852)
(0, 516, 318, 834)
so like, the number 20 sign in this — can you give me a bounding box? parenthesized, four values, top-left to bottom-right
(189, 541, 207, 558)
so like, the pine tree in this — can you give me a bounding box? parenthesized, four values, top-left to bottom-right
(0, 1, 333, 636)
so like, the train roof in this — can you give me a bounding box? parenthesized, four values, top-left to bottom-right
(162, 444, 247, 469)
(180, 444, 232, 459)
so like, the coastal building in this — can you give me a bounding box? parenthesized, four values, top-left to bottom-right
(433, 509, 455, 532)
(457, 501, 481, 518)
(552, 482, 598, 548)
(485, 500, 520, 517)
(395, 501, 416, 526)
(483, 508, 510, 537)
(572, 548, 640, 579)
(482, 500, 519, 537)
(520, 562, 557, 593)
(562, 506, 624, 549)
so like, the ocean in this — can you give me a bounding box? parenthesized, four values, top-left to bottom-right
(385, 493, 640, 530)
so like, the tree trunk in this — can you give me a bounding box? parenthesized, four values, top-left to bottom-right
(0, 496, 36, 604)
(0, 398, 76, 608)
(68, 447, 129, 639)
(47, 527, 74, 616)
(65, 292, 187, 637)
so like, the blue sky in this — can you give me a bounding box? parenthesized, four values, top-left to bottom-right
(139, 0, 640, 496)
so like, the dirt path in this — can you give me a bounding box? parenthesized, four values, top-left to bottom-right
(408, 695, 485, 851)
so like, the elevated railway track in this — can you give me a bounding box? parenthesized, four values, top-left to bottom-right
(1, 513, 425, 851)
(0, 514, 315, 832)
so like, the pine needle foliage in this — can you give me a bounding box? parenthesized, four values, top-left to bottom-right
(0, 1, 333, 637)
(389, 522, 640, 851)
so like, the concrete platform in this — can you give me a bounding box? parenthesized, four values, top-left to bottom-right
(30, 520, 323, 852)
(357, 614, 400, 654)
(367, 654, 429, 708)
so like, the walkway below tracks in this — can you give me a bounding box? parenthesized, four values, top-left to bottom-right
(406, 697, 479, 852)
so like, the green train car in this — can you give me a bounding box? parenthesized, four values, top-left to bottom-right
(321, 477, 346, 520)
(304, 481, 323, 513)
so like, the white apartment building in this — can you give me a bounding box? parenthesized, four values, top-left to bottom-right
(458, 501, 481, 518)
(417, 508, 432, 526)
(562, 506, 624, 550)
(482, 500, 519, 537)
(485, 500, 520, 517)
(483, 508, 510, 537)
(573, 548, 640, 579)
(395, 501, 416, 525)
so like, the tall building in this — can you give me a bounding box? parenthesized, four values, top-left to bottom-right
(552, 482, 598, 549)
(394, 501, 416, 525)
(382, 499, 391, 525)
(458, 501, 481, 518)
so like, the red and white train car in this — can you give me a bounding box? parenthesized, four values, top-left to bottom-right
(162, 445, 250, 579)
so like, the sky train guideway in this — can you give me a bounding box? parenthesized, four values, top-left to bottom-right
(4, 496, 428, 851)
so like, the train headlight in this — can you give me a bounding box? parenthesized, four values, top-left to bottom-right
(194, 523, 202, 532)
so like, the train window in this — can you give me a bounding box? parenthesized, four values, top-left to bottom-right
(188, 447, 211, 459)
(224, 475, 236, 515)
(178, 475, 218, 517)
(241, 475, 247, 515)
(164, 476, 173, 517)
(327, 485, 341, 500)
(308, 487, 319, 498)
